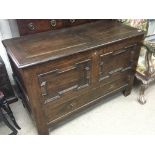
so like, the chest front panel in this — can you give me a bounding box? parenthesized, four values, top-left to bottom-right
(29, 39, 142, 123)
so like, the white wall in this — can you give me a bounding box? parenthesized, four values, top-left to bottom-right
(148, 20, 155, 35)
(0, 19, 19, 84)
(8, 19, 20, 38)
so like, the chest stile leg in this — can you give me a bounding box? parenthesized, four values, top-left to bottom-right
(91, 51, 99, 85)
(23, 69, 49, 135)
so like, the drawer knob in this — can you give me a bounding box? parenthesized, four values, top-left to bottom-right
(70, 19, 76, 23)
(27, 22, 35, 31)
(50, 20, 57, 27)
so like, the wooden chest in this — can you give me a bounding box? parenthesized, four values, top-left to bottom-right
(2, 20, 144, 134)
(0, 56, 17, 103)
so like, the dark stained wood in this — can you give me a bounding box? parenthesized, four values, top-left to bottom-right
(2, 20, 144, 134)
(3, 20, 143, 68)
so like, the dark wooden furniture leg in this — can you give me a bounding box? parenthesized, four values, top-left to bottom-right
(123, 76, 133, 96)
(0, 91, 21, 134)
(2, 102, 21, 129)
(0, 108, 18, 135)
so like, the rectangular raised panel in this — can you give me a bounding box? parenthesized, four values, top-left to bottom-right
(99, 45, 136, 81)
(38, 59, 91, 104)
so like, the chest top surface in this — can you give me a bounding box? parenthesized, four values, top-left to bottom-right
(2, 20, 144, 68)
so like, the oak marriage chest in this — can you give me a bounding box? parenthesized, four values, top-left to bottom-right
(2, 20, 144, 134)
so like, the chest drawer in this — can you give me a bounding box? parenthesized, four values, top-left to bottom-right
(45, 76, 128, 123)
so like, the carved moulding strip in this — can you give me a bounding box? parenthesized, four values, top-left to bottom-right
(99, 66, 132, 82)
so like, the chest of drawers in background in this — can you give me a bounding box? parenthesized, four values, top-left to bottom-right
(2, 20, 144, 134)
(16, 19, 99, 36)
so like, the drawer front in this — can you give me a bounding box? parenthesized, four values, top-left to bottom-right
(99, 44, 136, 82)
(45, 76, 128, 123)
(37, 53, 92, 105)
(17, 19, 97, 36)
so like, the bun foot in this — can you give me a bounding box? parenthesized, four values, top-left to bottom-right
(123, 88, 131, 97)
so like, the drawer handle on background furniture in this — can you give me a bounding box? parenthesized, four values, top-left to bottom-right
(50, 20, 57, 27)
(27, 23, 35, 31)
(70, 19, 76, 23)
